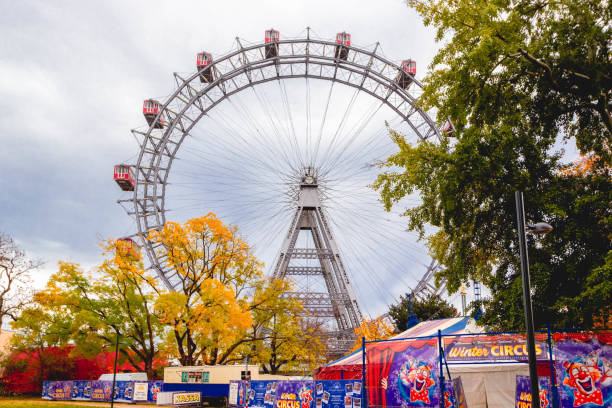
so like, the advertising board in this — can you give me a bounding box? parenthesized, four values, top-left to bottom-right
(173, 391, 202, 405)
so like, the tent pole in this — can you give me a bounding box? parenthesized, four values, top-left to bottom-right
(546, 324, 558, 408)
(438, 330, 445, 408)
(362, 336, 367, 408)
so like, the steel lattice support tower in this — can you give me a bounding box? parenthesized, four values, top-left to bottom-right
(273, 169, 363, 341)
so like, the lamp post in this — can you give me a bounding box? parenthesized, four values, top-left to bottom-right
(515, 191, 553, 408)
(110, 331, 122, 408)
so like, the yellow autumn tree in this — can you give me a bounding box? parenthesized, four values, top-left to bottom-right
(245, 278, 326, 374)
(559, 153, 610, 177)
(150, 213, 264, 366)
(29, 240, 166, 379)
(350, 317, 396, 352)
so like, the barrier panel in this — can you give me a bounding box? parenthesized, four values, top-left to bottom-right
(276, 380, 316, 408)
(365, 337, 440, 408)
(553, 332, 611, 408)
(41, 379, 162, 403)
(229, 380, 363, 408)
(39, 330, 610, 408)
(515, 376, 552, 408)
(315, 379, 363, 408)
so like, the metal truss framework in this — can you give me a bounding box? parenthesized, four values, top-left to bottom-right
(272, 172, 362, 338)
(412, 260, 447, 301)
(119, 30, 444, 294)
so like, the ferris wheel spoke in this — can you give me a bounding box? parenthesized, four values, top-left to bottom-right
(322, 117, 402, 180)
(320, 101, 386, 176)
(305, 78, 312, 167)
(227, 91, 301, 173)
(328, 212, 425, 294)
(311, 81, 335, 168)
(317, 86, 361, 171)
(249, 85, 305, 173)
(202, 108, 294, 176)
(276, 79, 306, 171)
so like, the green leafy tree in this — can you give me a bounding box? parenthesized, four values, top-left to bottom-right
(9, 306, 74, 388)
(245, 280, 325, 374)
(36, 240, 166, 378)
(407, 0, 611, 162)
(373, 0, 611, 330)
(388, 293, 458, 332)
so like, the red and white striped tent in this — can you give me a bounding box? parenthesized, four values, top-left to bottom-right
(315, 317, 474, 380)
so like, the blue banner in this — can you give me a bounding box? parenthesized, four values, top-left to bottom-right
(148, 380, 163, 402)
(247, 381, 277, 408)
(275, 381, 316, 408)
(515, 375, 552, 408)
(72, 380, 92, 400)
(442, 380, 456, 408)
(42, 381, 51, 400)
(48, 380, 74, 400)
(42, 379, 162, 403)
(315, 380, 363, 408)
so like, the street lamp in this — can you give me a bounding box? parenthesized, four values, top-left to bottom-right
(110, 331, 127, 408)
(515, 191, 553, 408)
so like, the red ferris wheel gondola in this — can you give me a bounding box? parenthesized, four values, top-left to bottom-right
(116, 237, 139, 258)
(396, 59, 417, 89)
(113, 164, 135, 191)
(142, 99, 165, 129)
(197, 52, 214, 83)
(442, 117, 456, 136)
(335, 32, 351, 61)
(264, 29, 279, 59)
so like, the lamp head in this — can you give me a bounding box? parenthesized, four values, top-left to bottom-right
(526, 222, 553, 235)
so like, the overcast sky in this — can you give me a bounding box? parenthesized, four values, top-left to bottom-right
(1, 0, 482, 317)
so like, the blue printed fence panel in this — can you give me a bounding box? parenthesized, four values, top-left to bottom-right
(48, 380, 74, 400)
(41, 381, 51, 400)
(244, 380, 276, 408)
(515, 376, 553, 408)
(42, 380, 162, 403)
(315, 380, 363, 408)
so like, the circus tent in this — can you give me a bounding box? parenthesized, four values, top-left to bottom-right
(315, 317, 475, 380)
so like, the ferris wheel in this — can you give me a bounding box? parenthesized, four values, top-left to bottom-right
(113, 28, 451, 319)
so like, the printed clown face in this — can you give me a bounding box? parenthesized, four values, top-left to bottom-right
(398, 361, 436, 404)
(563, 361, 604, 407)
(413, 366, 433, 394)
(565, 362, 600, 395)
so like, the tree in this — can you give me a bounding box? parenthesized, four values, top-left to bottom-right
(9, 305, 74, 389)
(350, 317, 396, 352)
(373, 0, 612, 331)
(35, 240, 166, 378)
(406, 0, 611, 163)
(0, 232, 38, 330)
(150, 213, 261, 366)
(246, 280, 325, 374)
(388, 293, 458, 332)
(478, 163, 611, 330)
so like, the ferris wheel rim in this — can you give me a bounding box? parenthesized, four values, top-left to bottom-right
(122, 32, 442, 291)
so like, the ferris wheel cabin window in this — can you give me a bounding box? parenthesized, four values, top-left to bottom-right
(197, 52, 215, 83)
(335, 32, 351, 61)
(396, 59, 417, 89)
(265, 29, 279, 59)
(113, 165, 135, 191)
(142, 99, 164, 128)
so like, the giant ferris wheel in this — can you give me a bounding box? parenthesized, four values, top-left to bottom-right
(113, 28, 451, 348)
